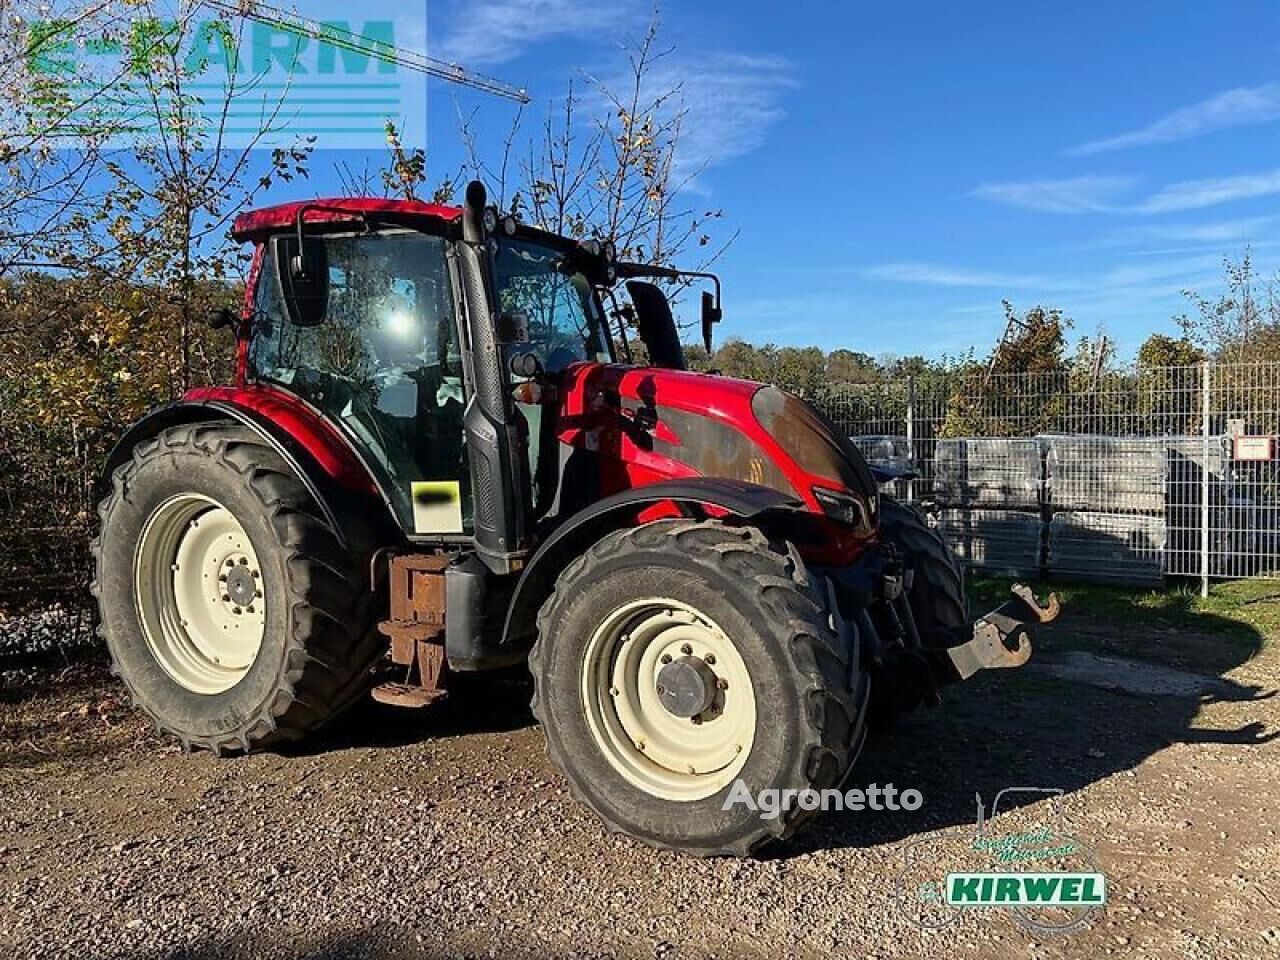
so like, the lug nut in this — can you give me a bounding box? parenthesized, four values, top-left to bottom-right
(660, 654, 672, 664)
(251, 570, 260, 579)
(691, 715, 702, 725)
(225, 559, 235, 568)
(239, 557, 248, 566)
(704, 653, 716, 665)
(221, 594, 231, 602)
(232, 606, 242, 615)
(246, 605, 255, 614)
(716, 678, 728, 690)
(656, 685, 666, 696)
(680, 643, 693, 655)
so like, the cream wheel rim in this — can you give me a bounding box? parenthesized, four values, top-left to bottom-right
(134, 494, 266, 694)
(580, 598, 756, 802)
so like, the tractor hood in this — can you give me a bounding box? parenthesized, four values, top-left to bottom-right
(554, 363, 879, 536)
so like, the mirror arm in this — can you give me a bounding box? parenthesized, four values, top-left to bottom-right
(291, 204, 369, 278)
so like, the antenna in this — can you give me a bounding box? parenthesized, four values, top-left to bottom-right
(201, 0, 531, 104)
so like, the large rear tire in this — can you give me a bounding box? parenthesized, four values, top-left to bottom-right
(92, 422, 382, 753)
(530, 519, 869, 856)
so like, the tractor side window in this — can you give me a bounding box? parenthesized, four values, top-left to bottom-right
(249, 231, 471, 537)
(494, 237, 611, 374)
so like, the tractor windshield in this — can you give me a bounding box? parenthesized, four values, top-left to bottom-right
(493, 237, 612, 372)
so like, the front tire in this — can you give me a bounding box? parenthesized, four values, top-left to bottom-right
(879, 497, 967, 641)
(530, 519, 869, 856)
(93, 422, 381, 753)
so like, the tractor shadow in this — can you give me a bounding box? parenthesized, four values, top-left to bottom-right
(285, 667, 537, 756)
(776, 581, 1278, 858)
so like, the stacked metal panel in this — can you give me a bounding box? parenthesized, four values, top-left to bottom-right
(1043, 436, 1168, 514)
(935, 508, 1044, 574)
(934, 438, 1043, 510)
(1041, 435, 1228, 582)
(932, 438, 1043, 574)
(1047, 512, 1166, 585)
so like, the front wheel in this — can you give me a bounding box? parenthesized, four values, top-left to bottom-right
(531, 519, 869, 856)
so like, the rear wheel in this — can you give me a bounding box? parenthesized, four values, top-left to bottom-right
(93, 422, 382, 753)
(531, 519, 869, 856)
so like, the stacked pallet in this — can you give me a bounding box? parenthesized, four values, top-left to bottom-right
(935, 508, 1043, 574)
(1046, 511, 1166, 586)
(1041, 435, 1225, 583)
(933, 438, 1043, 574)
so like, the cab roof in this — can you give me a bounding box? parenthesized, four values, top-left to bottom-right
(232, 198, 463, 241)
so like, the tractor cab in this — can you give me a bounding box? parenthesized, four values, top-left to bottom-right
(227, 185, 737, 573)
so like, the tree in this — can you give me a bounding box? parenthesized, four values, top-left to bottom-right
(1178, 248, 1280, 363)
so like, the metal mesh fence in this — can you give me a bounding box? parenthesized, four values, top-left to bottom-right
(816, 362, 1280, 590)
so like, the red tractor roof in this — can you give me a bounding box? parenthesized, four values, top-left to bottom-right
(231, 198, 463, 241)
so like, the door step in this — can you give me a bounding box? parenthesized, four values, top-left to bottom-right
(371, 682, 448, 709)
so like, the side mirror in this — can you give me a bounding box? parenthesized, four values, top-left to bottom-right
(700, 290, 722, 353)
(627, 280, 686, 371)
(271, 235, 329, 328)
(208, 306, 238, 331)
(496, 310, 530, 345)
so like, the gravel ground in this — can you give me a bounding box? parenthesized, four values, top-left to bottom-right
(2, 601, 1279, 960)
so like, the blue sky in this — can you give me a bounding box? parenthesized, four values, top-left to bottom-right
(266, 0, 1280, 360)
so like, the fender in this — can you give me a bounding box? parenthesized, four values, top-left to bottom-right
(102, 396, 393, 550)
(500, 478, 805, 650)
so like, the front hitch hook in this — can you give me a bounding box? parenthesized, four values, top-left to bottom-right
(946, 583, 1059, 681)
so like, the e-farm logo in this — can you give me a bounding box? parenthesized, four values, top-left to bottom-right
(946, 872, 1107, 908)
(23, 3, 426, 149)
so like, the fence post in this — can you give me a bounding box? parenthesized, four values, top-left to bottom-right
(905, 376, 916, 503)
(1201, 360, 1211, 598)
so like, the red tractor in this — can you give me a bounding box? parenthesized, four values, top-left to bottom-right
(94, 182, 1056, 855)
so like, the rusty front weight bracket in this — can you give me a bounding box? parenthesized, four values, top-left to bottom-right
(947, 583, 1060, 681)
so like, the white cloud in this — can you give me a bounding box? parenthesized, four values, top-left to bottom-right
(432, 0, 636, 67)
(613, 51, 798, 178)
(1100, 216, 1277, 246)
(863, 262, 1052, 289)
(970, 175, 1136, 213)
(1069, 83, 1280, 156)
(864, 253, 1227, 299)
(1136, 169, 1280, 214)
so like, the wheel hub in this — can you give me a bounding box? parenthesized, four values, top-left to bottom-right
(580, 598, 757, 802)
(133, 494, 266, 695)
(656, 655, 718, 718)
(223, 562, 258, 609)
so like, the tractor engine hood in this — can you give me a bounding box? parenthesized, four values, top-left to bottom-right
(554, 365, 879, 537)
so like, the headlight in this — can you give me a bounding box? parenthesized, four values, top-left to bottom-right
(813, 487, 873, 529)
